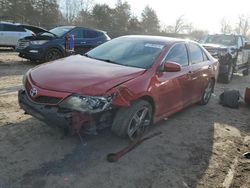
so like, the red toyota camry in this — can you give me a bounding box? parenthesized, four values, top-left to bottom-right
(18, 35, 219, 140)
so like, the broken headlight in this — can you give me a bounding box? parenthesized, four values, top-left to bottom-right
(218, 48, 228, 57)
(59, 95, 113, 113)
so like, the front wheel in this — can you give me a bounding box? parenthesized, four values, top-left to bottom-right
(45, 48, 63, 62)
(111, 100, 153, 140)
(242, 64, 249, 76)
(200, 79, 214, 105)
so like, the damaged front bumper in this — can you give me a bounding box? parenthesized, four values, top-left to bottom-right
(18, 89, 92, 133)
(18, 83, 136, 134)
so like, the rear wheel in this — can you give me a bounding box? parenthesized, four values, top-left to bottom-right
(111, 100, 152, 140)
(200, 79, 214, 105)
(45, 48, 63, 62)
(242, 64, 249, 76)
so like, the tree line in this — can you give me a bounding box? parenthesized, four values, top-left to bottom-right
(0, 0, 249, 39)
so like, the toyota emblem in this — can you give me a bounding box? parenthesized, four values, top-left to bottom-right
(30, 87, 38, 97)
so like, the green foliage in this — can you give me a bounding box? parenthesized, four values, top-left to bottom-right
(0, 0, 210, 39)
(141, 6, 160, 34)
(0, 0, 61, 28)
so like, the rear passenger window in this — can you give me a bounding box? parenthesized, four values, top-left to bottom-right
(16, 26, 26, 32)
(203, 51, 209, 61)
(165, 43, 189, 66)
(188, 43, 204, 64)
(84, 30, 98, 38)
(3, 24, 25, 32)
(0, 24, 3, 31)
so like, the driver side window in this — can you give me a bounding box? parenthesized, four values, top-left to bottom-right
(164, 43, 189, 66)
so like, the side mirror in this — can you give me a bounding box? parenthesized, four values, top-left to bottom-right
(163, 61, 181, 72)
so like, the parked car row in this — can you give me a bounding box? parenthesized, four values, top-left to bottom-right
(0, 21, 111, 62)
(1, 21, 248, 140)
(16, 26, 110, 62)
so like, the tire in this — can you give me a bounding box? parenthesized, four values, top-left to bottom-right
(220, 63, 234, 84)
(45, 48, 63, 62)
(200, 79, 215, 105)
(111, 100, 153, 140)
(242, 64, 249, 76)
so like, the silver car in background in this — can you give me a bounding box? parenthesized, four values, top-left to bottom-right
(0, 22, 46, 48)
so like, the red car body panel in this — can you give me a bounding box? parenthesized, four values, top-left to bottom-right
(30, 55, 146, 95)
(19, 36, 219, 134)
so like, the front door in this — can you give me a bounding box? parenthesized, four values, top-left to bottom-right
(156, 42, 193, 116)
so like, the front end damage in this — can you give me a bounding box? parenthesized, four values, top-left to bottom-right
(18, 83, 135, 135)
(203, 45, 236, 75)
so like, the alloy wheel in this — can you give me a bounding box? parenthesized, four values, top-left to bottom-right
(127, 106, 152, 140)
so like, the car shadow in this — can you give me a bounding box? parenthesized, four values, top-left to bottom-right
(0, 60, 34, 78)
(0, 95, 249, 188)
(0, 48, 15, 52)
(0, 85, 23, 94)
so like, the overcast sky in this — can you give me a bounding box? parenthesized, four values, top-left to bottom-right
(95, 0, 250, 33)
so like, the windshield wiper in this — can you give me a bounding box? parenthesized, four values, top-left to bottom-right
(86, 56, 118, 64)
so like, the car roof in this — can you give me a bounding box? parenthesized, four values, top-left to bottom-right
(51, 26, 106, 33)
(207, 34, 242, 37)
(52, 26, 76, 29)
(74, 26, 106, 33)
(0, 21, 21, 25)
(118, 35, 189, 45)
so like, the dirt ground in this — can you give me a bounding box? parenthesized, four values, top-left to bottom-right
(0, 51, 249, 188)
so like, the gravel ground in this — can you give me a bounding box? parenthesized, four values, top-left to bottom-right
(0, 51, 249, 188)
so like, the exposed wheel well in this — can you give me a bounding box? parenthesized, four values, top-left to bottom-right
(47, 47, 64, 55)
(137, 95, 155, 115)
(211, 77, 215, 92)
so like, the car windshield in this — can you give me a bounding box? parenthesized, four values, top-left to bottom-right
(41, 27, 72, 37)
(86, 37, 165, 69)
(202, 35, 237, 46)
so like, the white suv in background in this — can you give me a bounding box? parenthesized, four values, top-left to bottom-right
(0, 22, 46, 48)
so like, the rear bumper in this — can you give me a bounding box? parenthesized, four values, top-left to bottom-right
(18, 89, 91, 132)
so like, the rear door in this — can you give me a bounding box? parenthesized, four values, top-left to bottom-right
(82, 29, 103, 53)
(187, 42, 211, 101)
(68, 28, 104, 54)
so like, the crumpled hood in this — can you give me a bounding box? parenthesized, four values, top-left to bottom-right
(202, 43, 236, 50)
(29, 55, 146, 95)
(22, 35, 54, 40)
(21, 24, 48, 34)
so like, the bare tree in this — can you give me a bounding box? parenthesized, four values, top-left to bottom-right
(64, 0, 78, 23)
(174, 15, 185, 33)
(79, 0, 95, 12)
(163, 15, 193, 34)
(220, 18, 232, 34)
(235, 14, 250, 36)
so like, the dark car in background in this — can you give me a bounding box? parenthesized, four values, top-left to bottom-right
(16, 26, 111, 62)
(200, 34, 250, 83)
